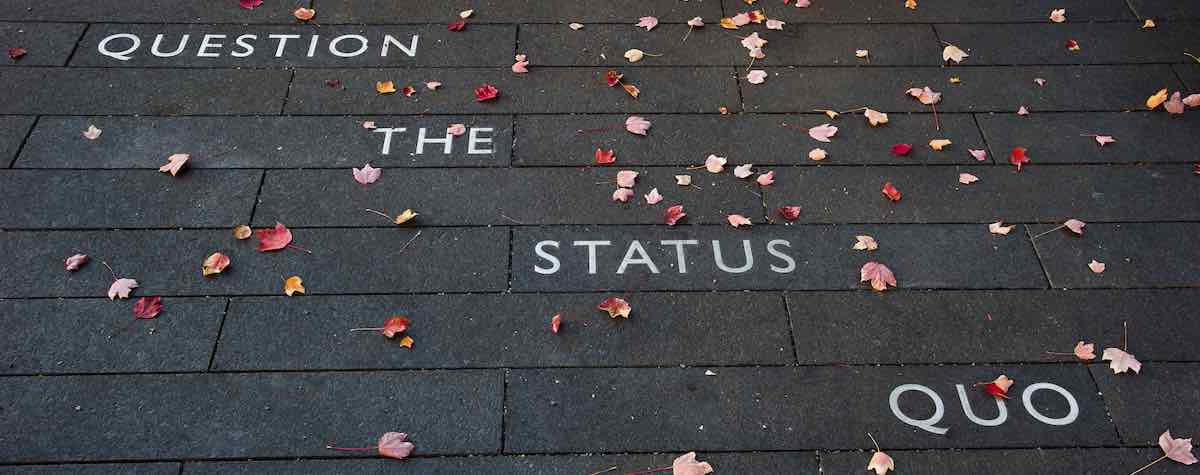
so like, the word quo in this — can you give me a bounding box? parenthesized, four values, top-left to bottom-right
(97, 33, 420, 61)
(889, 382, 1080, 434)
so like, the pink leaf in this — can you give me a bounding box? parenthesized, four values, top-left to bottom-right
(644, 188, 663, 204)
(665, 205, 686, 225)
(108, 278, 138, 300)
(1184, 94, 1200, 108)
(891, 143, 913, 156)
(377, 432, 415, 460)
(1017, 106, 1029, 116)
(1102, 347, 1141, 374)
(704, 154, 726, 173)
(64, 253, 89, 271)
(511, 54, 529, 73)
(1165, 91, 1185, 114)
(635, 16, 659, 31)
(1160, 431, 1199, 465)
(868, 451, 895, 475)
(1064, 219, 1086, 235)
(808, 123, 838, 142)
(256, 222, 293, 252)
(611, 188, 634, 203)
(625, 116, 652, 135)
(906, 86, 942, 105)
(597, 297, 632, 319)
(239, 0, 263, 9)
(727, 214, 752, 228)
(1095, 135, 1116, 146)
(1088, 259, 1105, 273)
(959, 173, 979, 185)
(746, 70, 768, 85)
(550, 314, 562, 334)
(756, 171, 775, 186)
(860, 261, 897, 291)
(733, 164, 754, 179)
(82, 125, 102, 140)
(740, 33, 768, 50)
(672, 452, 714, 475)
(352, 163, 381, 185)
(969, 149, 988, 161)
(766, 19, 785, 30)
(778, 206, 801, 221)
(732, 13, 751, 26)
(447, 123, 466, 136)
(158, 153, 190, 176)
(132, 296, 163, 320)
(1073, 341, 1096, 360)
(687, 17, 704, 27)
(1034, 78, 1047, 86)
(616, 170, 638, 188)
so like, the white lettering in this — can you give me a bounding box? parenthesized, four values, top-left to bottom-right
(382, 34, 419, 57)
(196, 34, 226, 58)
(955, 384, 1007, 427)
(660, 239, 698, 273)
(572, 241, 611, 275)
(98, 33, 140, 61)
(616, 241, 660, 274)
(373, 127, 407, 155)
(268, 34, 301, 57)
(766, 239, 795, 273)
(534, 241, 560, 275)
(712, 240, 753, 273)
(329, 34, 369, 58)
(151, 34, 189, 57)
(232, 34, 256, 57)
(1022, 383, 1079, 426)
(889, 384, 949, 435)
(416, 128, 453, 155)
(467, 127, 495, 154)
(306, 35, 320, 57)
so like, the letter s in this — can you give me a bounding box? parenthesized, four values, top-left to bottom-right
(534, 241, 560, 275)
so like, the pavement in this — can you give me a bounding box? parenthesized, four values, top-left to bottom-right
(0, 0, 1198, 474)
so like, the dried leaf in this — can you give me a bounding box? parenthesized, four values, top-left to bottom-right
(202, 252, 230, 277)
(856, 49, 870, 59)
(1142, 19, 1156, 28)
(569, 22, 584, 30)
(687, 17, 704, 27)
(598, 297, 632, 319)
(1147, 88, 1169, 109)
(746, 69, 768, 84)
(1049, 8, 1066, 23)
(394, 209, 419, 225)
(622, 83, 641, 98)
(778, 206, 801, 221)
(674, 175, 692, 186)
(158, 153, 190, 176)
(551, 314, 562, 334)
(132, 296, 163, 319)
(1064, 218, 1086, 235)
(868, 451, 895, 475)
(293, 7, 315, 21)
(1183, 94, 1200, 107)
(672, 452, 714, 475)
(353, 163, 381, 185)
(82, 125, 102, 140)
(64, 254, 88, 271)
(256, 223, 293, 252)
(1102, 347, 1141, 374)
(734, 163, 755, 179)
(1095, 135, 1116, 146)
(864, 108, 889, 126)
(906, 86, 941, 105)
(382, 316, 410, 338)
(283, 276, 305, 296)
(969, 149, 988, 161)
(1165, 91, 1185, 114)
(989, 222, 1015, 235)
(860, 261, 897, 291)
(398, 335, 414, 348)
(727, 214, 753, 228)
(623, 49, 645, 63)
(616, 170, 638, 188)
(1066, 39, 1080, 51)
(1088, 259, 1105, 273)
(942, 44, 968, 63)
(719, 17, 739, 29)
(929, 139, 952, 151)
(766, 19, 785, 30)
(625, 116, 652, 135)
(756, 171, 775, 186)
(808, 123, 838, 142)
(1018, 105, 1030, 116)
(108, 278, 138, 300)
(635, 16, 659, 31)
(233, 225, 252, 240)
(959, 173, 979, 185)
(853, 235, 878, 251)
(704, 154, 727, 173)
(612, 188, 634, 203)
(808, 148, 828, 161)
(376, 80, 397, 94)
(447, 123, 467, 136)
(1072, 341, 1096, 360)
(644, 188, 663, 205)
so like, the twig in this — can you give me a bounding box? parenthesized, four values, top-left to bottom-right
(589, 467, 618, 475)
(867, 432, 881, 451)
(1185, 52, 1199, 64)
(1129, 455, 1168, 475)
(499, 214, 525, 224)
(1123, 320, 1129, 351)
(99, 260, 118, 280)
(397, 231, 422, 254)
(286, 243, 314, 255)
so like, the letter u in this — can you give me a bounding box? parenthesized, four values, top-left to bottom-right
(151, 34, 189, 57)
(712, 240, 753, 273)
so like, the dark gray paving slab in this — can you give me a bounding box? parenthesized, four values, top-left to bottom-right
(17, 116, 511, 168)
(1130, 0, 1200, 20)
(0, 0, 306, 23)
(506, 365, 1115, 452)
(287, 67, 738, 114)
(0, 371, 501, 463)
(183, 452, 815, 475)
(315, 0, 722, 23)
(1091, 363, 1200, 445)
(511, 225, 1047, 292)
(763, 165, 1200, 223)
(0, 115, 34, 166)
(0, 297, 223, 374)
(520, 24, 940, 67)
(254, 168, 760, 226)
(934, 23, 1183, 64)
(726, 0, 1134, 23)
(0, 22, 84, 67)
(1176, 63, 1200, 90)
(742, 66, 1182, 113)
(977, 112, 1200, 164)
(514, 113, 984, 166)
(789, 289, 1200, 364)
(214, 292, 792, 371)
(0, 68, 290, 115)
(0, 228, 507, 298)
(0, 170, 259, 228)
(1150, 21, 1199, 61)
(0, 463, 181, 475)
(73, 24, 514, 67)
(820, 448, 1185, 475)
(1032, 223, 1200, 288)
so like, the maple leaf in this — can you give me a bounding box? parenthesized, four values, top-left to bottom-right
(687, 17, 704, 27)
(622, 83, 641, 98)
(1164, 92, 1185, 115)
(906, 86, 941, 105)
(283, 276, 305, 296)
(853, 235, 879, 251)
(808, 148, 827, 161)
(989, 222, 1015, 235)
(635, 16, 658, 31)
(1094, 135, 1116, 146)
(64, 254, 88, 271)
(293, 7, 315, 21)
(108, 278, 138, 300)
(132, 296, 163, 320)
(1160, 431, 1199, 465)
(382, 316, 410, 338)
(376, 81, 396, 94)
(868, 451, 895, 475)
(860, 261, 897, 291)
(377, 432, 416, 460)
(673, 452, 714, 475)
(1147, 88, 1169, 109)
(202, 252, 230, 277)
(616, 170, 638, 188)
(741, 32, 768, 50)
(1088, 259, 1105, 273)
(808, 123, 838, 142)
(239, 0, 263, 9)
(474, 84, 499, 102)
(353, 163, 381, 185)
(746, 70, 768, 85)
(82, 125, 102, 140)
(959, 173, 979, 185)
(756, 171, 775, 186)
(594, 148, 616, 165)
(612, 188, 634, 203)
(1017, 106, 1030, 116)
(447, 19, 466, 31)
(551, 314, 562, 334)
(727, 214, 753, 228)
(665, 205, 686, 225)
(1102, 347, 1141, 374)
(734, 163, 755, 179)
(644, 188, 663, 205)
(778, 206, 801, 221)
(1074, 341, 1096, 360)
(766, 19, 785, 30)
(864, 108, 889, 126)
(625, 116, 651, 135)
(969, 149, 988, 161)
(704, 154, 727, 173)
(1049, 8, 1066, 23)
(890, 144, 913, 156)
(256, 223, 293, 252)
(1009, 147, 1030, 171)
(394, 209, 419, 225)
(1064, 218, 1086, 235)
(447, 124, 466, 136)
(233, 225, 252, 240)
(158, 153, 190, 176)
(598, 297, 631, 319)
(398, 335, 414, 348)
(929, 139, 952, 151)
(942, 44, 968, 63)
(881, 182, 902, 202)
(732, 12, 752, 26)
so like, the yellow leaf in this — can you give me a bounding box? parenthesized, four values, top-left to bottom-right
(743, 0, 757, 3)
(233, 225, 252, 240)
(719, 17, 739, 29)
(864, 108, 889, 126)
(376, 81, 397, 94)
(949, 77, 961, 84)
(1146, 88, 1169, 109)
(399, 335, 414, 348)
(394, 209, 419, 225)
(942, 44, 968, 63)
(905, 0, 917, 9)
(929, 139, 952, 151)
(284, 276, 305, 296)
(622, 83, 640, 98)
(815, 109, 840, 119)
(1142, 19, 1156, 29)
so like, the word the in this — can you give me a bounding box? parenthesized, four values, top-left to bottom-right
(889, 382, 1080, 434)
(97, 33, 419, 61)
(533, 239, 797, 275)
(372, 127, 496, 155)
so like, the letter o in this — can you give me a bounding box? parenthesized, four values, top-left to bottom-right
(329, 35, 369, 58)
(1021, 383, 1079, 426)
(889, 384, 949, 435)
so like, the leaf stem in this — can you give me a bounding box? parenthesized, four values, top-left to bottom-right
(1128, 455, 1167, 475)
(625, 466, 672, 475)
(867, 432, 881, 451)
(1030, 224, 1067, 240)
(325, 446, 373, 452)
(364, 208, 392, 220)
(1123, 320, 1129, 351)
(575, 124, 621, 134)
(349, 327, 385, 332)
(286, 243, 314, 255)
(397, 230, 423, 254)
(100, 260, 118, 280)
(931, 103, 941, 131)
(589, 467, 618, 475)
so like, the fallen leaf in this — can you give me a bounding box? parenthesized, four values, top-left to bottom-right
(732, 12, 752, 26)
(1147, 88, 1170, 109)
(616, 170, 638, 188)
(644, 188, 663, 205)
(239, 0, 263, 9)
(665, 205, 687, 225)
(447, 19, 466, 31)
(746, 69, 768, 84)
(950, 76, 961, 84)
(1088, 259, 1105, 273)
(595, 148, 616, 165)
(82, 125, 102, 140)
(1160, 431, 1199, 465)
(382, 316, 410, 338)
(816, 109, 840, 119)
(673, 452, 714, 475)
(747, 10, 767, 23)
(1143, 19, 1156, 28)
(1165, 91, 1185, 114)
(853, 235, 878, 251)
(704, 154, 727, 173)
(612, 188, 634, 203)
(622, 83, 641, 98)
(856, 49, 870, 59)
(512, 54, 530, 72)
(687, 17, 704, 27)
(293, 7, 315, 21)
(891, 143, 913, 156)
(980, 375, 1014, 399)
(598, 297, 631, 319)
(734, 163, 755, 179)
(1095, 135, 1116, 146)
(459, 9, 473, 19)
(794, 0, 812, 6)
(635, 16, 658, 31)
(353, 163, 381, 184)
(1064, 218, 1086, 235)
(808, 148, 828, 161)
(989, 221, 1015, 235)
(1018, 105, 1030, 116)
(1066, 39, 1080, 51)
(959, 173, 979, 185)
(727, 214, 753, 228)
(906, 86, 942, 105)
(881, 182, 902, 202)
(64, 254, 88, 271)
(284, 276, 305, 296)
(1102, 347, 1141, 374)
(970, 149, 988, 161)
(362, 121, 376, 129)
(905, 0, 917, 9)
(808, 123, 838, 142)
(740, 32, 768, 50)
(868, 451, 895, 475)
(756, 171, 775, 186)
(625, 116, 652, 135)
(399, 335, 414, 348)
(233, 225, 252, 240)
(1034, 77, 1047, 86)
(551, 314, 562, 334)
(1049, 8, 1066, 23)
(256, 223, 293, 252)
(860, 261, 897, 291)
(942, 44, 969, 63)
(377, 432, 416, 460)
(766, 19, 785, 30)
(376, 80, 397, 94)
(675, 175, 692, 186)
(394, 209, 419, 225)
(1184, 94, 1200, 107)
(108, 278, 138, 300)
(569, 22, 584, 30)
(132, 296, 163, 319)
(425, 81, 442, 90)
(1074, 341, 1096, 360)
(623, 49, 645, 63)
(1009, 147, 1030, 171)
(202, 252, 230, 277)
(778, 206, 801, 221)
(158, 153, 190, 176)
(719, 17, 739, 29)
(929, 139, 952, 151)
(474, 84, 500, 102)
(864, 108, 889, 126)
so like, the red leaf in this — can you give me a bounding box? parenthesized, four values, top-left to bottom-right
(551, 314, 562, 334)
(597, 297, 631, 319)
(382, 316, 410, 338)
(594, 148, 616, 165)
(8, 47, 27, 60)
(447, 19, 466, 31)
(605, 70, 623, 87)
(664, 205, 686, 226)
(982, 382, 1010, 399)
(400, 85, 416, 97)
(1009, 147, 1030, 171)
(890, 143, 913, 156)
(256, 222, 293, 252)
(132, 296, 163, 320)
(325, 79, 341, 88)
(881, 182, 902, 202)
(778, 206, 801, 221)
(474, 84, 499, 102)
(239, 0, 263, 9)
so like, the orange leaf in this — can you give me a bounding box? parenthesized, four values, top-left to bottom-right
(622, 83, 640, 98)
(233, 225, 252, 240)
(202, 252, 230, 277)
(881, 182, 902, 202)
(376, 81, 397, 94)
(283, 276, 305, 296)
(598, 297, 631, 319)
(399, 335, 414, 348)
